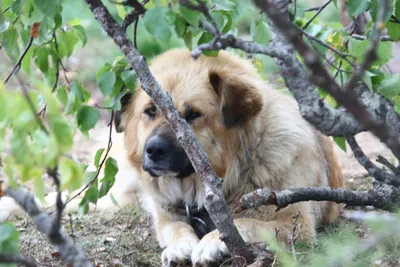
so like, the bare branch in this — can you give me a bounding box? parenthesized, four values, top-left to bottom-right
(234, 185, 400, 213)
(302, 0, 332, 30)
(376, 155, 400, 175)
(351, 34, 393, 42)
(298, 25, 357, 68)
(5, 187, 93, 267)
(344, 0, 388, 92)
(191, 33, 283, 59)
(347, 136, 400, 187)
(15, 75, 49, 134)
(121, 0, 149, 30)
(4, 37, 33, 84)
(83, 0, 253, 263)
(0, 254, 37, 267)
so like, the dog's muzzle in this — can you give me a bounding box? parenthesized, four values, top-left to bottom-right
(143, 126, 195, 179)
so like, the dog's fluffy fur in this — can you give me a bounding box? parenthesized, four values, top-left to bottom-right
(115, 49, 344, 266)
(0, 48, 344, 266)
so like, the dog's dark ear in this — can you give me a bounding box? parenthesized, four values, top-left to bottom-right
(209, 71, 263, 129)
(114, 91, 133, 133)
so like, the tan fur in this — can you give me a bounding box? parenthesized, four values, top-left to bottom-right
(116, 48, 345, 265)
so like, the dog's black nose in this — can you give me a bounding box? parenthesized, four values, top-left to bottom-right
(145, 136, 169, 161)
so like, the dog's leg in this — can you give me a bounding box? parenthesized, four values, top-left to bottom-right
(157, 215, 200, 267)
(191, 203, 316, 265)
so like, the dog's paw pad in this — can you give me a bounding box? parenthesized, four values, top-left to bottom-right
(161, 239, 198, 267)
(191, 233, 229, 266)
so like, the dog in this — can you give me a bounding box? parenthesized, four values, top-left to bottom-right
(114, 48, 345, 266)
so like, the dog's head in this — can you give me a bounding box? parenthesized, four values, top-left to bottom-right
(115, 49, 263, 180)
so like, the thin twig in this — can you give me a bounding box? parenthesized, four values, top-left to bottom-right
(298, 25, 357, 68)
(4, 37, 33, 84)
(302, 0, 332, 30)
(15, 75, 49, 134)
(351, 34, 393, 42)
(62, 111, 114, 208)
(376, 155, 400, 175)
(344, 0, 388, 92)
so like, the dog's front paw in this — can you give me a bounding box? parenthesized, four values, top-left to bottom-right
(191, 230, 229, 266)
(161, 238, 199, 267)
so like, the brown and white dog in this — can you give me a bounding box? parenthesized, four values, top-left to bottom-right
(114, 48, 345, 266)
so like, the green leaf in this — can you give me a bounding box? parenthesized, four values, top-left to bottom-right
(174, 15, 187, 37)
(96, 63, 112, 80)
(71, 82, 91, 102)
(35, 46, 49, 74)
(84, 172, 99, 204)
(396, 0, 400, 20)
(73, 25, 87, 46)
(0, 223, 19, 255)
(76, 105, 100, 132)
(253, 21, 271, 45)
(346, 0, 370, 17)
(179, 5, 199, 26)
(144, 7, 172, 43)
(375, 41, 393, 65)
(0, 10, 9, 33)
(333, 137, 347, 152)
(349, 39, 392, 66)
(4, 157, 17, 189)
(370, 0, 393, 22)
(116, 3, 127, 19)
(183, 30, 193, 49)
(59, 157, 84, 191)
(377, 74, 400, 99)
(386, 21, 400, 41)
(99, 157, 118, 198)
(56, 85, 68, 106)
(94, 148, 105, 168)
(198, 33, 219, 56)
(65, 91, 79, 115)
(33, 0, 61, 17)
(58, 30, 79, 58)
(97, 71, 116, 97)
(121, 70, 137, 89)
(49, 117, 73, 151)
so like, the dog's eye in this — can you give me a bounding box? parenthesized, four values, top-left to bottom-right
(185, 110, 202, 123)
(144, 106, 157, 118)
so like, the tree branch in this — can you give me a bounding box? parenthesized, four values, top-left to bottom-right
(83, 0, 253, 264)
(347, 136, 400, 187)
(351, 34, 393, 42)
(0, 254, 37, 267)
(234, 185, 400, 213)
(253, 0, 400, 161)
(5, 187, 93, 267)
(302, 0, 332, 30)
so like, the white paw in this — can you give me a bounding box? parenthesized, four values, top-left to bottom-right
(161, 238, 199, 267)
(191, 231, 229, 266)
